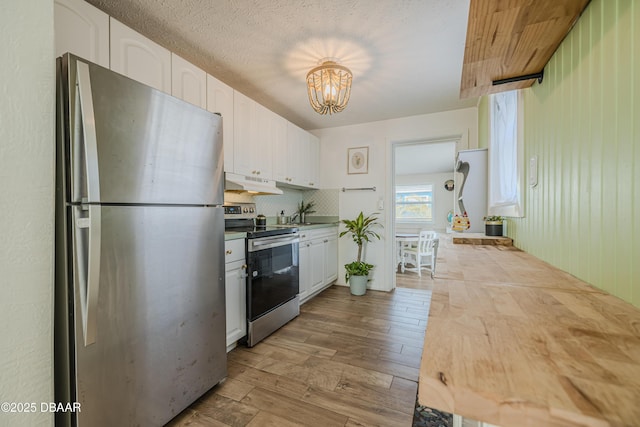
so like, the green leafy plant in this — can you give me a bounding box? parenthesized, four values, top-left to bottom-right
(484, 215, 504, 222)
(339, 212, 382, 280)
(297, 200, 316, 216)
(344, 261, 374, 281)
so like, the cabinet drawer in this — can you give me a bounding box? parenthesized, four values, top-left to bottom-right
(224, 239, 245, 264)
(300, 226, 337, 242)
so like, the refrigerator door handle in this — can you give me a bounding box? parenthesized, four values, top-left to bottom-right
(73, 205, 101, 346)
(75, 60, 101, 203)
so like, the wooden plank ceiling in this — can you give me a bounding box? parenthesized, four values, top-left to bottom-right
(460, 0, 591, 99)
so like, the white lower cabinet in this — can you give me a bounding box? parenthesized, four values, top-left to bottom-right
(324, 232, 338, 284)
(299, 226, 338, 304)
(224, 239, 246, 350)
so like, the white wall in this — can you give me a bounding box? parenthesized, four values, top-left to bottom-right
(0, 1, 55, 426)
(314, 108, 478, 291)
(395, 172, 455, 234)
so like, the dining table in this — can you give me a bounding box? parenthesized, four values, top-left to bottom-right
(395, 232, 439, 277)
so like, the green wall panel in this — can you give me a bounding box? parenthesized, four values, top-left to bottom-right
(508, 0, 639, 308)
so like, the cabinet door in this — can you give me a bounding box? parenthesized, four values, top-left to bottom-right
(273, 123, 291, 183)
(324, 233, 338, 284)
(233, 91, 258, 176)
(278, 122, 301, 185)
(110, 18, 171, 93)
(225, 259, 246, 348)
(289, 122, 308, 187)
(307, 133, 320, 188)
(54, 0, 109, 67)
(264, 111, 285, 181)
(309, 238, 325, 294)
(171, 53, 206, 108)
(298, 239, 311, 302)
(254, 103, 278, 180)
(207, 75, 234, 172)
(233, 93, 277, 179)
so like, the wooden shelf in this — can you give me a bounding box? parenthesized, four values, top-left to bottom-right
(460, 0, 590, 99)
(452, 233, 513, 246)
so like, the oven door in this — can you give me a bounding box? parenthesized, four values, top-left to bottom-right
(247, 234, 300, 321)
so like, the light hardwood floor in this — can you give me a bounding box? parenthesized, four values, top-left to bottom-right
(167, 284, 432, 426)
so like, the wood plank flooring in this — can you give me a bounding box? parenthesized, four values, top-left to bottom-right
(167, 284, 433, 427)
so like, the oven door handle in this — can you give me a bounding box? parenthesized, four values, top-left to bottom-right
(249, 234, 300, 251)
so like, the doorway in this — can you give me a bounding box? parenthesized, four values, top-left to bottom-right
(391, 139, 457, 289)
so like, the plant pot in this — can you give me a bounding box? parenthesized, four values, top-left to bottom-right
(485, 221, 503, 236)
(348, 275, 368, 296)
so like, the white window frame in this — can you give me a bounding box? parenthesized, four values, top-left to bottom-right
(395, 184, 434, 223)
(488, 90, 525, 217)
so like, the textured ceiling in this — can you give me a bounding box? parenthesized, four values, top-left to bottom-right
(86, 0, 478, 130)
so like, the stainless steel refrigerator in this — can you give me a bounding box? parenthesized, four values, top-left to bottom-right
(54, 53, 227, 426)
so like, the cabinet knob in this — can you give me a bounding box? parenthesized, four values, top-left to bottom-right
(225, 249, 232, 255)
(256, 170, 261, 175)
(242, 264, 247, 269)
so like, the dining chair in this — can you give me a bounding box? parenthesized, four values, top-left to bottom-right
(402, 230, 437, 278)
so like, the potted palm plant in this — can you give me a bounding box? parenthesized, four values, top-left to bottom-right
(339, 212, 382, 295)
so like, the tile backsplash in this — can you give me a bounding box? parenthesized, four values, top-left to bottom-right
(224, 188, 340, 218)
(304, 188, 339, 216)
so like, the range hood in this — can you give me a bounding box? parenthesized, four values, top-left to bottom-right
(224, 172, 283, 195)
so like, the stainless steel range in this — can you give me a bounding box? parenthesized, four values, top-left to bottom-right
(224, 203, 300, 347)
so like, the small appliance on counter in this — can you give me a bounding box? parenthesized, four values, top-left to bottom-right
(224, 203, 300, 347)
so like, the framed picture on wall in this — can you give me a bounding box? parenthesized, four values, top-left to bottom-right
(347, 146, 369, 174)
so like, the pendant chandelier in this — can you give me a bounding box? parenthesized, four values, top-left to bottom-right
(306, 60, 352, 115)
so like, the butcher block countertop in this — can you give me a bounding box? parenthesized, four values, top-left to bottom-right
(418, 237, 640, 427)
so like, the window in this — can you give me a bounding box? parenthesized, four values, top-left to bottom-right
(488, 90, 524, 217)
(395, 184, 433, 222)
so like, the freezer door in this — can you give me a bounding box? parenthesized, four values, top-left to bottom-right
(68, 205, 226, 426)
(63, 54, 223, 205)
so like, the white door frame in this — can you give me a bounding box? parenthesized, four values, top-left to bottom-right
(387, 136, 462, 290)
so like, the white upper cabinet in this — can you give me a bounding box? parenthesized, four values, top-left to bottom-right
(110, 18, 171, 93)
(233, 91, 275, 179)
(54, 0, 109, 67)
(55, 1, 317, 184)
(171, 54, 206, 108)
(264, 108, 286, 182)
(277, 122, 303, 185)
(207, 75, 234, 172)
(233, 91, 258, 177)
(281, 122, 319, 189)
(307, 133, 320, 188)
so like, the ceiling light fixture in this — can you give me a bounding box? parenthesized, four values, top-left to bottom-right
(306, 60, 352, 115)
